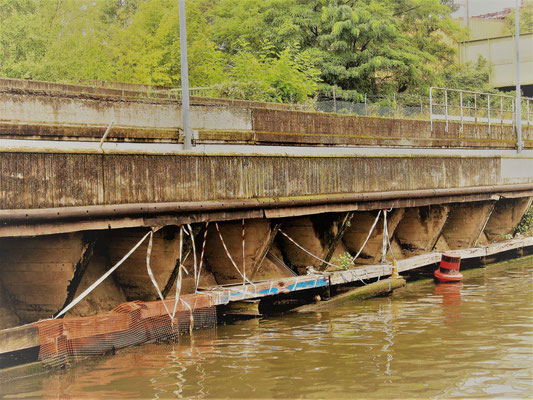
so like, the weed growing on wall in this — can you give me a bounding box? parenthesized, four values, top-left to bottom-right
(514, 207, 533, 236)
(331, 252, 355, 270)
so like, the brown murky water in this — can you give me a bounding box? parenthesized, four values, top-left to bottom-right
(2, 257, 532, 399)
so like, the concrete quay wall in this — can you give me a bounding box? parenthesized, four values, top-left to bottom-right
(0, 151, 531, 212)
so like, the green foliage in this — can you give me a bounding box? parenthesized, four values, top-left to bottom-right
(220, 43, 320, 102)
(331, 251, 354, 270)
(0, 0, 488, 102)
(107, 0, 224, 86)
(514, 207, 533, 236)
(505, 1, 533, 34)
(0, 0, 47, 79)
(438, 56, 492, 92)
(0, 0, 319, 101)
(212, 0, 466, 98)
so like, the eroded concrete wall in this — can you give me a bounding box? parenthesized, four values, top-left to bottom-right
(109, 227, 180, 301)
(0, 280, 20, 330)
(0, 233, 83, 324)
(1, 196, 533, 329)
(484, 197, 533, 242)
(65, 242, 127, 318)
(204, 219, 272, 284)
(278, 216, 336, 271)
(343, 209, 405, 265)
(394, 205, 451, 257)
(253, 242, 296, 280)
(436, 201, 495, 250)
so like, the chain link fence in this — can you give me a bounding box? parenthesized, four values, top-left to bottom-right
(316, 98, 429, 119)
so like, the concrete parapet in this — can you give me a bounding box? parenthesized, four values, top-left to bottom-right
(251, 108, 530, 148)
(0, 92, 251, 132)
(0, 78, 531, 148)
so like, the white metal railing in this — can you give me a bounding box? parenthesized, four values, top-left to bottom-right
(430, 87, 532, 134)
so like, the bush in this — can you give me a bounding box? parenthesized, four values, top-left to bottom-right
(514, 207, 533, 236)
(331, 252, 355, 270)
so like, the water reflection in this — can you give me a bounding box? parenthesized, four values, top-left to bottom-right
(1, 259, 532, 399)
(435, 282, 463, 323)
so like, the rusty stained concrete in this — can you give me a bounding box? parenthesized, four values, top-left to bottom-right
(343, 209, 405, 265)
(202, 219, 292, 285)
(394, 205, 451, 258)
(484, 197, 533, 242)
(277, 214, 356, 271)
(435, 201, 496, 250)
(0, 197, 532, 329)
(0, 78, 531, 149)
(0, 233, 83, 324)
(251, 108, 532, 148)
(0, 152, 504, 210)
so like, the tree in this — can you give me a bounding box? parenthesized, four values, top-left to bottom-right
(0, 0, 48, 79)
(220, 42, 320, 102)
(506, 1, 533, 35)
(211, 0, 464, 99)
(0, 0, 478, 102)
(107, 0, 224, 86)
(438, 56, 492, 92)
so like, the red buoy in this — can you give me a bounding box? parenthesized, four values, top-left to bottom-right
(434, 253, 463, 283)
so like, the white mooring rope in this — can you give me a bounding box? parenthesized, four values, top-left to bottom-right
(55, 229, 153, 319)
(145, 227, 173, 319)
(352, 210, 382, 264)
(214, 222, 256, 290)
(195, 222, 209, 292)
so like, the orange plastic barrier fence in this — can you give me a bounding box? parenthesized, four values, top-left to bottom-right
(34, 294, 216, 368)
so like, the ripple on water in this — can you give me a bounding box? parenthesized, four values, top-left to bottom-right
(1, 259, 532, 399)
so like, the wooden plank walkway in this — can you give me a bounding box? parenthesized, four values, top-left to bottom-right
(201, 236, 533, 306)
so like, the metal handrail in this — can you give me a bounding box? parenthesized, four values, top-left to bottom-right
(430, 87, 532, 135)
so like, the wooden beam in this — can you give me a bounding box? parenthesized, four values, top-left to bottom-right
(162, 225, 201, 298)
(294, 278, 406, 312)
(264, 251, 297, 277)
(430, 205, 453, 251)
(474, 200, 497, 247)
(250, 223, 282, 280)
(320, 212, 354, 270)
(54, 236, 96, 318)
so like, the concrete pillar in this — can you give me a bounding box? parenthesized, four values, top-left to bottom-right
(435, 201, 496, 250)
(342, 209, 405, 265)
(168, 244, 218, 295)
(108, 227, 181, 301)
(0, 233, 83, 324)
(0, 280, 21, 329)
(204, 219, 274, 284)
(484, 197, 533, 242)
(278, 215, 338, 272)
(394, 205, 451, 257)
(64, 240, 128, 317)
(253, 242, 296, 280)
